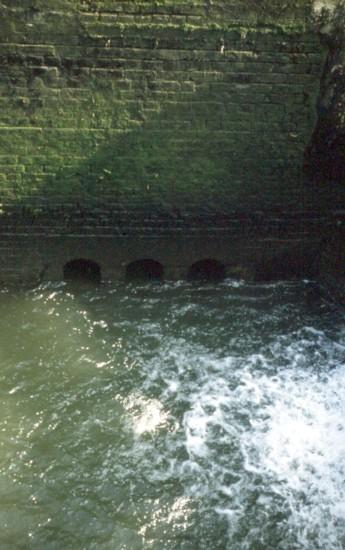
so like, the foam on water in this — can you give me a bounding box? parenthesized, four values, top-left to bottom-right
(0, 280, 344, 549)
(130, 284, 345, 548)
(179, 359, 345, 549)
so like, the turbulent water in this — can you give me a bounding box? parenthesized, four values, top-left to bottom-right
(1, 280, 345, 550)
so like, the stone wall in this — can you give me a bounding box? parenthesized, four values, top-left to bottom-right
(304, 1, 345, 304)
(0, 1, 325, 215)
(0, 0, 338, 285)
(305, 1, 345, 196)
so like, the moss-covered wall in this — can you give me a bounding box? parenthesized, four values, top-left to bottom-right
(0, 0, 326, 224)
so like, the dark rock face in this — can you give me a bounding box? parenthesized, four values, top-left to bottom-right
(305, 2, 345, 192)
(303, 1, 345, 304)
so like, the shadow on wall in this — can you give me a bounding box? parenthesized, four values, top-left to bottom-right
(33, 90, 307, 214)
(188, 259, 226, 282)
(6, 29, 319, 217)
(254, 248, 318, 282)
(303, 3, 345, 201)
(125, 259, 164, 283)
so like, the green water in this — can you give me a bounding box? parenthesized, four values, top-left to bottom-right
(1, 281, 345, 549)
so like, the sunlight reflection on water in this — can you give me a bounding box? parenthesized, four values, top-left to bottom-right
(0, 280, 344, 549)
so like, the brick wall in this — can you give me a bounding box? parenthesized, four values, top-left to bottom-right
(0, 1, 326, 219)
(0, 0, 333, 284)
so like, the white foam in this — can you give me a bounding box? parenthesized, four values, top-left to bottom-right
(4, 280, 345, 548)
(179, 358, 345, 547)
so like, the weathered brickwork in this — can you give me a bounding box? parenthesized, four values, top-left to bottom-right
(0, 0, 337, 285)
(0, 1, 325, 216)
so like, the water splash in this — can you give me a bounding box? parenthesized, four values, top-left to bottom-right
(0, 281, 344, 549)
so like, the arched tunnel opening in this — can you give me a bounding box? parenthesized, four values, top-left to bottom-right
(125, 259, 164, 283)
(187, 259, 226, 283)
(63, 259, 101, 284)
(254, 250, 316, 282)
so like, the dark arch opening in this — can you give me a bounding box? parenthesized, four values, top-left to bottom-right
(63, 259, 101, 284)
(254, 250, 316, 282)
(125, 259, 164, 283)
(188, 259, 226, 283)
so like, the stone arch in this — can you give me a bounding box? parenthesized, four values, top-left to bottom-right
(187, 259, 226, 282)
(254, 250, 314, 282)
(63, 258, 101, 284)
(125, 259, 164, 282)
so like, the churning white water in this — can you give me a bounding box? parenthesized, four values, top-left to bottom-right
(0, 280, 344, 549)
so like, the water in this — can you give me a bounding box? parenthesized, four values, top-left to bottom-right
(1, 280, 345, 549)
